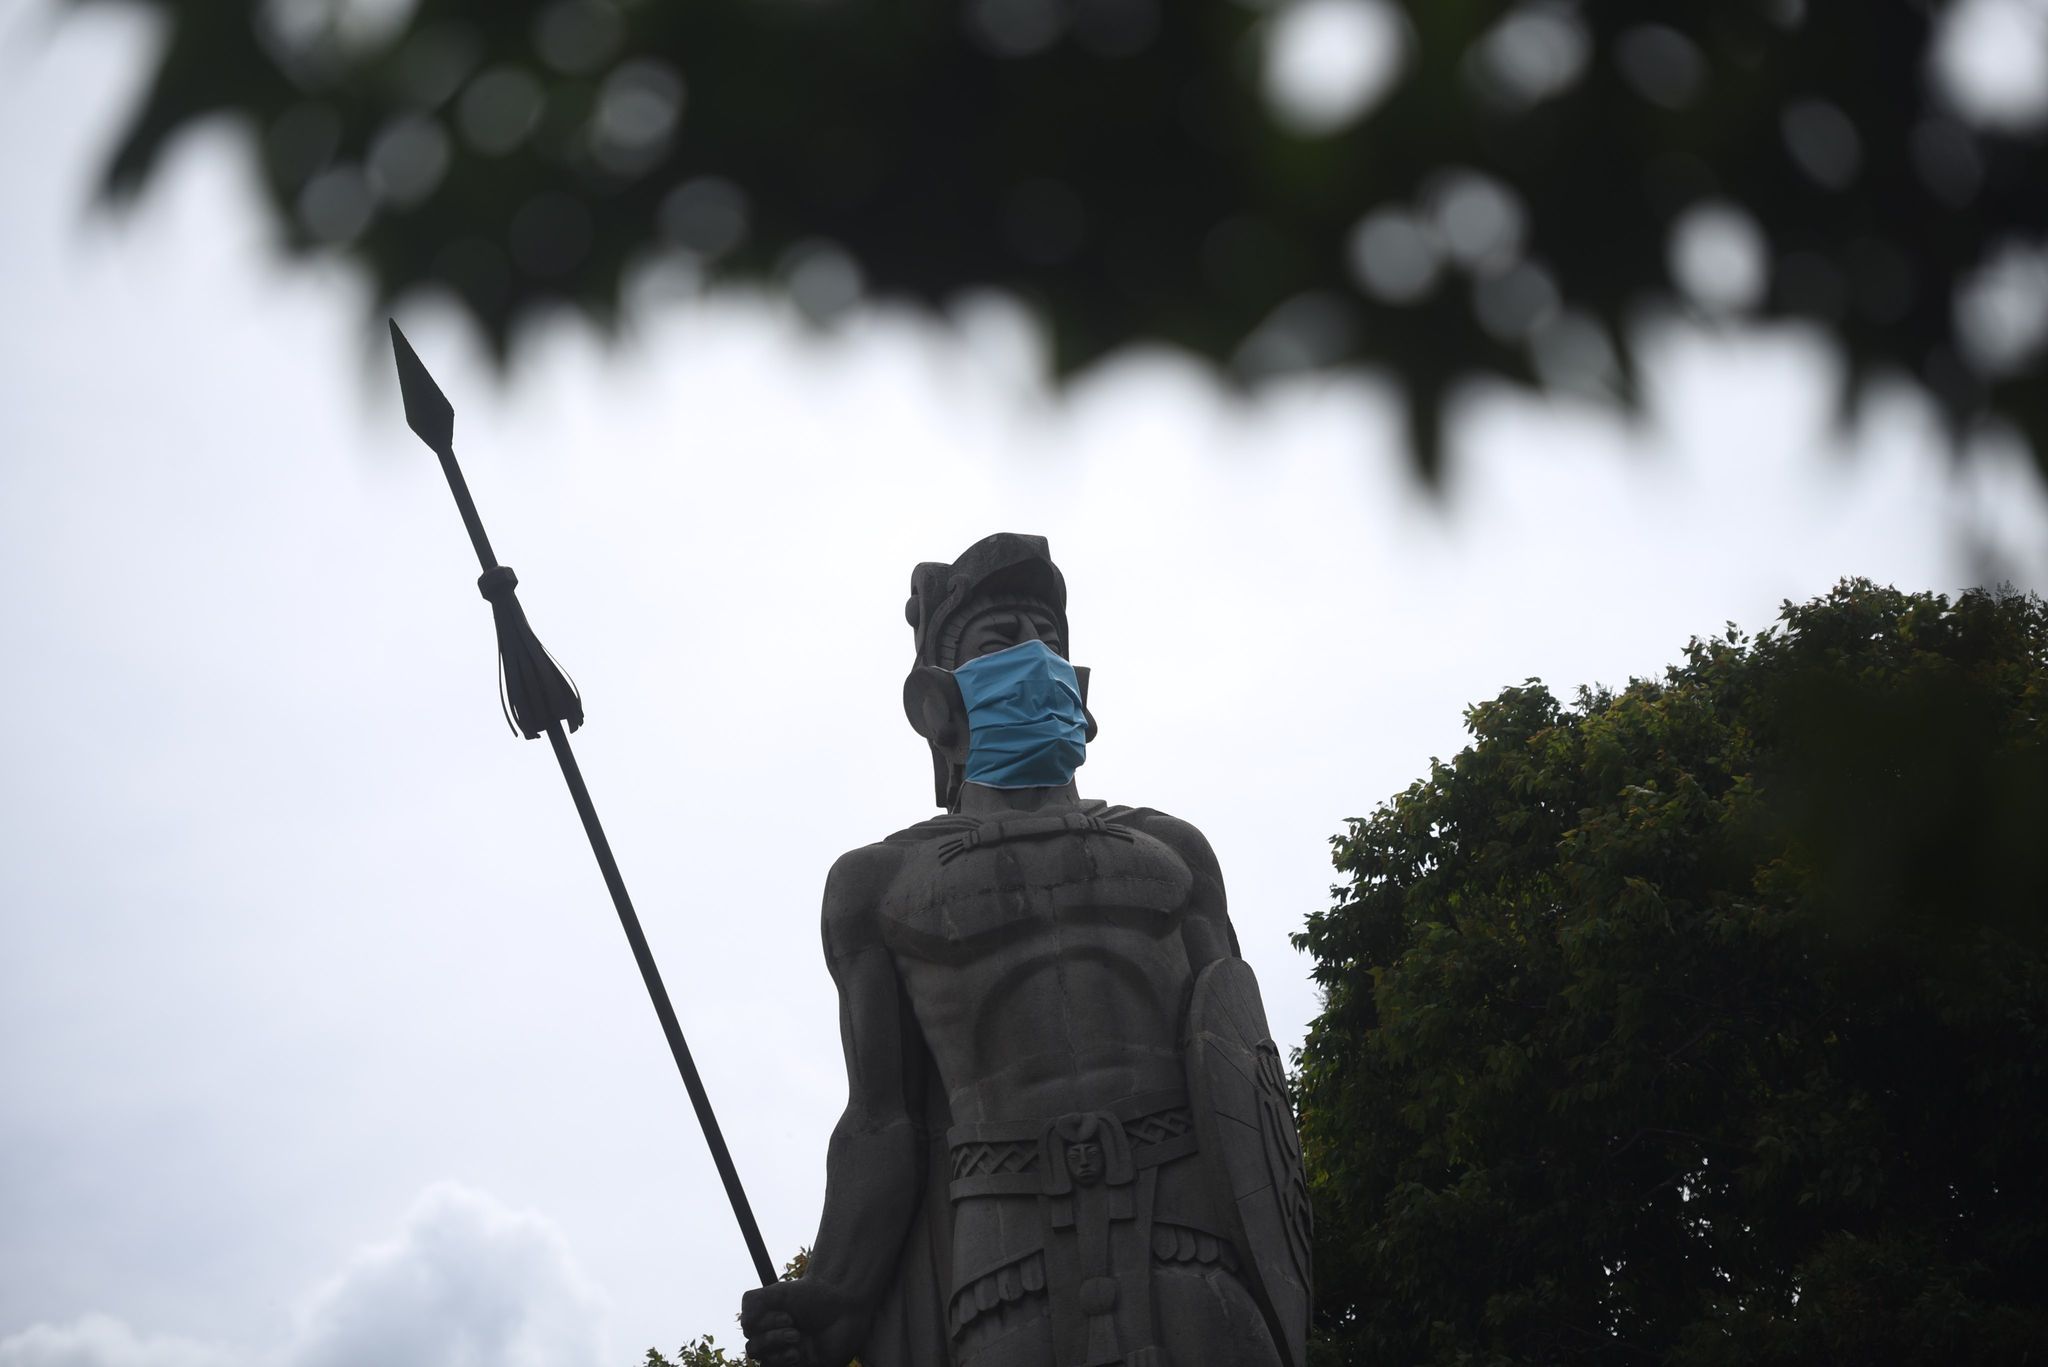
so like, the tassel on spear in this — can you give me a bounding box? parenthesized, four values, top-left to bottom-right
(386, 319, 777, 1289)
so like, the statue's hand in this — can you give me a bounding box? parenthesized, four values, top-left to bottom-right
(741, 1277, 867, 1367)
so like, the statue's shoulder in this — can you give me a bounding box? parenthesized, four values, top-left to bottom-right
(819, 816, 989, 960)
(818, 817, 971, 919)
(824, 840, 909, 904)
(1101, 805, 1221, 875)
(819, 836, 918, 961)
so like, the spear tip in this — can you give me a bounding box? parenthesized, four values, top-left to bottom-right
(388, 318, 455, 453)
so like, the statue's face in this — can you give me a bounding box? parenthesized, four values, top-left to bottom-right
(955, 595, 1064, 664)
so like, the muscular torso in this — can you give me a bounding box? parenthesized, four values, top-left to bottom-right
(802, 798, 1283, 1367)
(876, 807, 1198, 1127)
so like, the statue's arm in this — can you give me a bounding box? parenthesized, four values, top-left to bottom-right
(1137, 810, 1242, 969)
(805, 843, 925, 1295)
(743, 842, 922, 1367)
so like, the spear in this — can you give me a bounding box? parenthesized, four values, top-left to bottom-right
(387, 319, 777, 1289)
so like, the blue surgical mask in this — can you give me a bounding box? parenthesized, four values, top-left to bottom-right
(952, 639, 1088, 789)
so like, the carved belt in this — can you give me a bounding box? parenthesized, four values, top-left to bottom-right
(946, 1089, 1196, 1199)
(944, 1091, 1198, 1367)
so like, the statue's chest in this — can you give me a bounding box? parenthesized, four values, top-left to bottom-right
(881, 817, 1192, 963)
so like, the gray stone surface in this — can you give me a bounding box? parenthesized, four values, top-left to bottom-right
(741, 534, 1310, 1367)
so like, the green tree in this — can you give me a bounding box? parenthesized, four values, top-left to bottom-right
(84, 0, 2046, 476)
(1294, 581, 2048, 1365)
(643, 1336, 748, 1367)
(644, 1249, 819, 1367)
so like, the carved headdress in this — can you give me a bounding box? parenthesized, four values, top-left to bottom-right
(905, 532, 1070, 670)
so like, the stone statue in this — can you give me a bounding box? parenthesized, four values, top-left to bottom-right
(741, 534, 1311, 1367)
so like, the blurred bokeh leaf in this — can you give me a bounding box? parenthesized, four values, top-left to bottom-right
(87, 0, 2048, 477)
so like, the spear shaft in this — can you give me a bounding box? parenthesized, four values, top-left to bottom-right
(544, 721, 777, 1290)
(435, 448, 498, 570)
(387, 321, 776, 1289)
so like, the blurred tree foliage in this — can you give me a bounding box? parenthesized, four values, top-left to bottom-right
(87, 0, 2045, 476)
(1293, 580, 2048, 1364)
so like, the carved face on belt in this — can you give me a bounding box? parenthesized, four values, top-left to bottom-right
(1065, 1141, 1106, 1185)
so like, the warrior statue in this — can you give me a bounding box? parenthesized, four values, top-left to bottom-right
(741, 533, 1311, 1367)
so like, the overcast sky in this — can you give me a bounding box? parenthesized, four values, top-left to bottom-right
(3, 5, 2046, 1367)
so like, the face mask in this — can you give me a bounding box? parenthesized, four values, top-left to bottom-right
(952, 639, 1088, 789)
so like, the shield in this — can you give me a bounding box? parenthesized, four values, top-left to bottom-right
(1184, 958, 1312, 1367)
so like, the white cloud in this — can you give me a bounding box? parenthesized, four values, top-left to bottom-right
(288, 1185, 609, 1367)
(0, 1316, 236, 1367)
(0, 1188, 607, 1367)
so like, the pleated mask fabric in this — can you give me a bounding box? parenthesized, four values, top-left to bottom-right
(953, 640, 1088, 789)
